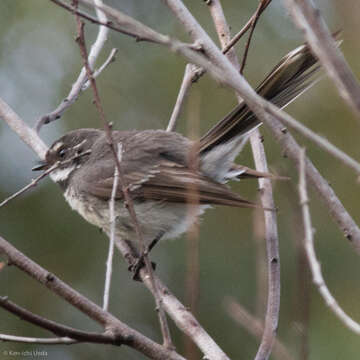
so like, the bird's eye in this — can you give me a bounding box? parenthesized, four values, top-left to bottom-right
(58, 148, 66, 158)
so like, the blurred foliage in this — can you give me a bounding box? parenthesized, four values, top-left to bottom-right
(1, 0, 360, 359)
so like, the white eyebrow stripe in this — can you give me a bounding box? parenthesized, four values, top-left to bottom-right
(52, 142, 64, 152)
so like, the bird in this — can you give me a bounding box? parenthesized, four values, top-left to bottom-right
(33, 41, 320, 260)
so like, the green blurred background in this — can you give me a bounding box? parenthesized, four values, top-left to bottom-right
(1, 1, 360, 359)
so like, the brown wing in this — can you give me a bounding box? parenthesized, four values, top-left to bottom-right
(82, 161, 259, 209)
(76, 130, 265, 209)
(138, 163, 260, 208)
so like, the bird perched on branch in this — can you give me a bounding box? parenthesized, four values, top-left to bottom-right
(33, 41, 321, 260)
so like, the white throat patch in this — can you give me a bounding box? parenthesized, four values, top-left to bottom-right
(50, 165, 76, 183)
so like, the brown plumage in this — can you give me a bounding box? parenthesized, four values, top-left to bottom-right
(34, 40, 323, 244)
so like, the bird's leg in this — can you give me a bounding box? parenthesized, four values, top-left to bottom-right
(128, 231, 164, 281)
(147, 230, 165, 253)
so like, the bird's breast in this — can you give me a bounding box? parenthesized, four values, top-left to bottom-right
(64, 185, 108, 229)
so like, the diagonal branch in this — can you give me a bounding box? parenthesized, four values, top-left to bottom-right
(0, 236, 185, 360)
(0, 150, 92, 209)
(283, 0, 360, 119)
(239, 0, 272, 74)
(0, 296, 114, 345)
(0, 98, 47, 159)
(222, 0, 272, 55)
(0, 164, 58, 208)
(166, 64, 198, 132)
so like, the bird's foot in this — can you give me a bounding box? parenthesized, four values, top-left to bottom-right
(128, 255, 156, 281)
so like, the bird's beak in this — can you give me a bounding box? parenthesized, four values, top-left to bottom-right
(32, 160, 48, 171)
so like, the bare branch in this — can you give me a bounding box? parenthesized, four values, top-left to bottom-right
(0, 296, 113, 345)
(283, 0, 360, 119)
(77, 0, 172, 44)
(0, 236, 185, 360)
(0, 164, 58, 209)
(82, 48, 118, 91)
(166, 64, 196, 132)
(250, 132, 280, 360)
(297, 148, 360, 335)
(239, 0, 272, 74)
(0, 334, 76, 345)
(0, 98, 47, 159)
(224, 297, 295, 360)
(222, 0, 272, 55)
(37, 0, 111, 132)
(207, 2, 280, 359)
(0, 150, 91, 209)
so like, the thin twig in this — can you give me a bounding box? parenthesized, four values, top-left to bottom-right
(72, 4, 173, 349)
(222, 0, 272, 55)
(0, 164, 58, 208)
(166, 64, 196, 132)
(240, 0, 272, 74)
(103, 144, 121, 311)
(0, 150, 91, 209)
(224, 297, 295, 360)
(298, 148, 360, 335)
(0, 296, 109, 345)
(82, 48, 118, 91)
(37, 0, 111, 132)
(283, 0, 360, 119)
(0, 333, 75, 344)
